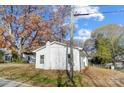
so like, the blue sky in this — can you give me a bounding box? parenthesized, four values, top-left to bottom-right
(74, 5, 124, 41)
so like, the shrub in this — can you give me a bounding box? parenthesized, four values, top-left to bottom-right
(11, 52, 27, 64)
(0, 50, 4, 63)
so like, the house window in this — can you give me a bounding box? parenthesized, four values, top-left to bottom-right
(40, 55, 44, 64)
(5, 54, 11, 61)
(68, 54, 70, 58)
(28, 56, 30, 61)
(68, 54, 71, 63)
(67, 54, 74, 65)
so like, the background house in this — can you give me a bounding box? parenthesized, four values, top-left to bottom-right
(0, 48, 36, 63)
(22, 52, 36, 63)
(33, 41, 88, 71)
(4, 50, 12, 62)
(0, 48, 12, 62)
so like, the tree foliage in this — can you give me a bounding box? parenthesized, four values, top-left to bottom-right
(0, 50, 4, 63)
(95, 35, 112, 64)
(0, 5, 71, 55)
(92, 24, 124, 63)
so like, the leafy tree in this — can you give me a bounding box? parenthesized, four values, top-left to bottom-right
(92, 24, 124, 64)
(95, 35, 112, 64)
(0, 5, 71, 56)
(11, 52, 19, 62)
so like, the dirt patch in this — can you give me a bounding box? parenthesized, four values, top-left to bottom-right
(82, 66, 124, 87)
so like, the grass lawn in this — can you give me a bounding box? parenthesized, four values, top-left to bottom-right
(0, 63, 88, 87)
(1, 63, 124, 87)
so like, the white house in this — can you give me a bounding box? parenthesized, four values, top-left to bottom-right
(33, 41, 88, 71)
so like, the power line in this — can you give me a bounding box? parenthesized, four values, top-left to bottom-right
(42, 8, 124, 22)
(74, 9, 124, 16)
(46, 9, 124, 37)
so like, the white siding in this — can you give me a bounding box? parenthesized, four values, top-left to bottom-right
(80, 56, 88, 69)
(35, 42, 87, 71)
(35, 48, 44, 69)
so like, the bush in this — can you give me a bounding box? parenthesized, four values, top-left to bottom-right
(11, 52, 27, 64)
(12, 52, 19, 61)
(0, 50, 4, 63)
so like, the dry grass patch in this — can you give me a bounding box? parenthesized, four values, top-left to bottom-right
(1, 64, 124, 87)
(0, 64, 86, 87)
(0, 64, 57, 86)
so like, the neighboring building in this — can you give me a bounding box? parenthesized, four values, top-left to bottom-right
(3, 49, 12, 62)
(22, 52, 36, 63)
(33, 41, 88, 71)
(0, 48, 35, 63)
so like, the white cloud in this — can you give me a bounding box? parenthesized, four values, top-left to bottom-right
(119, 24, 123, 27)
(74, 29, 91, 41)
(74, 5, 104, 21)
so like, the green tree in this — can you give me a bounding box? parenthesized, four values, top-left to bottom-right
(11, 52, 19, 62)
(0, 50, 4, 63)
(95, 35, 112, 64)
(92, 24, 124, 64)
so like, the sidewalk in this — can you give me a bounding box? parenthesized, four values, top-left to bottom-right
(0, 78, 32, 87)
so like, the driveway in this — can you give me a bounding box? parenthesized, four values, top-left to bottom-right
(0, 78, 32, 87)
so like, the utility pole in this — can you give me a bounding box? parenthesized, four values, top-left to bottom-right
(69, 6, 90, 81)
(69, 6, 74, 80)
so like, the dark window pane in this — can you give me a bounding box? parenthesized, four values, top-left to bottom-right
(68, 54, 70, 58)
(40, 55, 44, 64)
